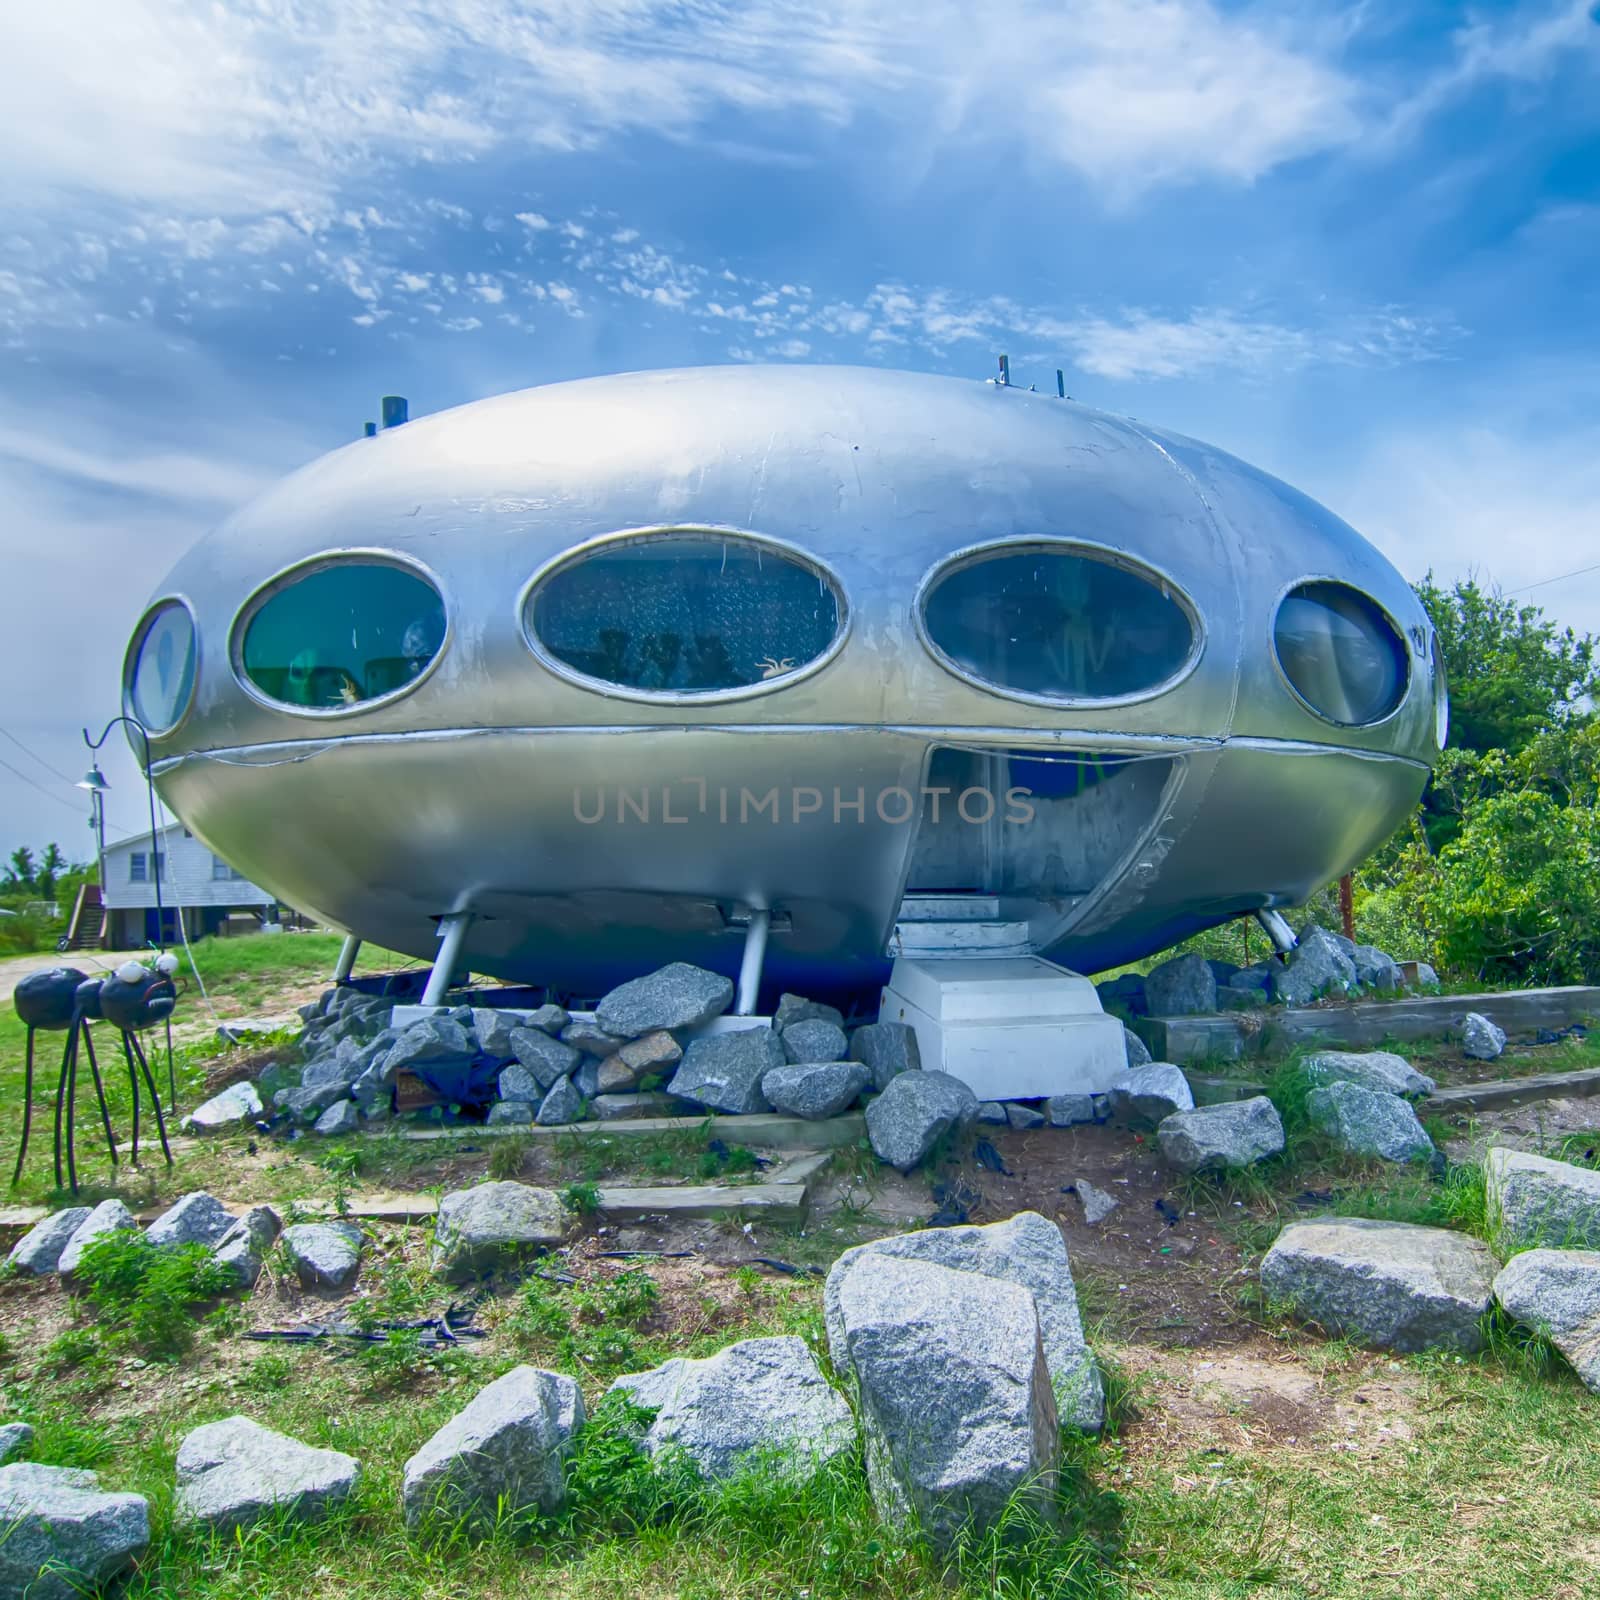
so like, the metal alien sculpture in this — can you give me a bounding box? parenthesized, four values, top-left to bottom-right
(117, 364, 1444, 1006)
(12, 959, 176, 1194)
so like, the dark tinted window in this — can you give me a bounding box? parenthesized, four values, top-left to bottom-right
(529, 534, 841, 694)
(128, 602, 197, 732)
(921, 547, 1195, 700)
(240, 561, 445, 709)
(1273, 581, 1408, 726)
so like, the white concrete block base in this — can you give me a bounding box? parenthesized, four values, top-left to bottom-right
(879, 956, 1126, 1101)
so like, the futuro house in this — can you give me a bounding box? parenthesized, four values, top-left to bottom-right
(122, 366, 1444, 1001)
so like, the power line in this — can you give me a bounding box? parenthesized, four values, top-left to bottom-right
(0, 756, 132, 839)
(1508, 559, 1600, 595)
(0, 724, 81, 789)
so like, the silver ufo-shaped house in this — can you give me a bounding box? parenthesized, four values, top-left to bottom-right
(122, 365, 1443, 1000)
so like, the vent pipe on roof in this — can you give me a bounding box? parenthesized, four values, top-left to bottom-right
(381, 395, 409, 429)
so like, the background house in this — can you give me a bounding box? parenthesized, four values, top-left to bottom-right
(99, 822, 279, 949)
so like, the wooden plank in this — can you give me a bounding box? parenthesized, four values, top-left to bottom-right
(1427, 1068, 1600, 1114)
(1136, 987, 1600, 1064)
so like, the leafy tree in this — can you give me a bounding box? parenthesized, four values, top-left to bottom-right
(1418, 575, 1598, 756)
(4, 846, 34, 892)
(36, 842, 65, 899)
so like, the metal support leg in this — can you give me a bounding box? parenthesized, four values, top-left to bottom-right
(12, 1029, 35, 1187)
(420, 913, 474, 1009)
(1255, 908, 1298, 956)
(80, 1025, 119, 1170)
(735, 908, 771, 1017)
(333, 934, 362, 984)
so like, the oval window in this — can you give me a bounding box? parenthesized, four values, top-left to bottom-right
(528, 533, 843, 695)
(1272, 581, 1408, 726)
(239, 560, 446, 710)
(127, 601, 197, 733)
(920, 546, 1197, 701)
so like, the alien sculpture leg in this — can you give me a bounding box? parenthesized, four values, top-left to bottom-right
(51, 1029, 73, 1192)
(60, 1023, 81, 1196)
(11, 1028, 35, 1187)
(128, 1033, 173, 1167)
(121, 1030, 142, 1166)
(79, 1025, 119, 1170)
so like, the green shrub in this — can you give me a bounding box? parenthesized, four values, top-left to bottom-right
(72, 1230, 236, 1360)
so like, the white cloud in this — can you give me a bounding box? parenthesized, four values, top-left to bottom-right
(12, 0, 1575, 223)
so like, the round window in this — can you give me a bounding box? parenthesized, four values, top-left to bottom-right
(127, 601, 197, 734)
(238, 559, 446, 710)
(920, 546, 1197, 702)
(527, 533, 843, 695)
(1272, 581, 1409, 727)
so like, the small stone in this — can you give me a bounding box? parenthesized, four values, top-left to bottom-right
(487, 1101, 533, 1126)
(521, 998, 572, 1036)
(834, 1255, 1060, 1553)
(181, 1080, 264, 1135)
(1156, 1097, 1285, 1173)
(1493, 1249, 1600, 1393)
(0, 1423, 32, 1464)
(780, 1018, 848, 1064)
(977, 1101, 1008, 1125)
(848, 1022, 921, 1090)
(281, 1221, 364, 1290)
(471, 1008, 523, 1059)
(1485, 1146, 1600, 1251)
(1412, 962, 1441, 990)
(596, 962, 734, 1038)
(57, 1200, 138, 1280)
(573, 1057, 602, 1100)
(667, 1028, 785, 1115)
(536, 1074, 584, 1126)
(498, 1063, 543, 1103)
(0, 1463, 149, 1600)
(1260, 1217, 1495, 1353)
(1123, 1025, 1153, 1068)
(175, 1415, 360, 1534)
(561, 1020, 628, 1057)
(1074, 1180, 1118, 1224)
(1110, 1063, 1195, 1123)
(1307, 1082, 1434, 1163)
(595, 1056, 640, 1095)
(1301, 1050, 1435, 1099)
(612, 1337, 854, 1483)
(7, 1207, 91, 1276)
(212, 1206, 281, 1290)
(1143, 952, 1217, 1016)
(432, 1182, 567, 1282)
(1046, 1093, 1096, 1127)
(775, 993, 845, 1031)
(1270, 925, 1358, 1007)
(617, 1030, 683, 1074)
(1005, 1102, 1046, 1130)
(1351, 945, 1403, 992)
(760, 1062, 869, 1120)
(1462, 1012, 1507, 1061)
(386, 1017, 476, 1075)
(590, 1092, 678, 1120)
(865, 1070, 979, 1172)
(280, 1081, 352, 1124)
(509, 1028, 583, 1087)
(402, 1365, 583, 1533)
(146, 1192, 236, 1251)
(314, 1099, 359, 1137)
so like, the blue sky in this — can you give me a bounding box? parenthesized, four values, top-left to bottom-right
(1, 0, 1597, 857)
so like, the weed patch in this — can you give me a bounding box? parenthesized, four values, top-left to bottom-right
(73, 1230, 236, 1360)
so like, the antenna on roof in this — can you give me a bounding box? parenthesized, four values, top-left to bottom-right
(1056, 370, 1066, 399)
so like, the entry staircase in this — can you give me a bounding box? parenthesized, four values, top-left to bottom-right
(60, 883, 106, 951)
